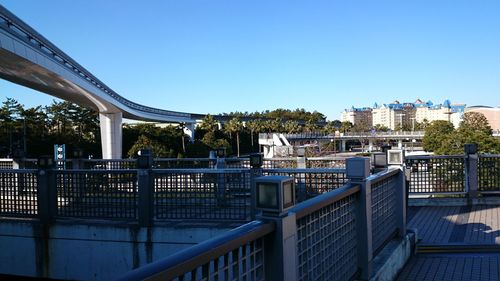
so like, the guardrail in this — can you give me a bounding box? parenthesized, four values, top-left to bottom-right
(118, 158, 406, 281)
(478, 155, 500, 193)
(117, 220, 274, 281)
(405, 155, 466, 195)
(263, 168, 347, 201)
(1, 166, 348, 224)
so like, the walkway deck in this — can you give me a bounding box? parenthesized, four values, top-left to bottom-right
(397, 205, 500, 280)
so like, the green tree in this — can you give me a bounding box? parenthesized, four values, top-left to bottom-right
(224, 117, 243, 156)
(423, 120, 454, 152)
(284, 120, 301, 134)
(127, 135, 170, 158)
(246, 119, 263, 148)
(340, 121, 353, 133)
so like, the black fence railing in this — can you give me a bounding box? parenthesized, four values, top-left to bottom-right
(0, 169, 38, 217)
(153, 169, 251, 221)
(405, 155, 466, 194)
(478, 155, 500, 192)
(56, 170, 138, 220)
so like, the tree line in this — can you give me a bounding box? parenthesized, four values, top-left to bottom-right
(0, 98, 347, 158)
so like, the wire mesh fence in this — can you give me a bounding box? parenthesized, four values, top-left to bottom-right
(370, 171, 398, 255)
(55, 170, 138, 219)
(296, 192, 358, 281)
(406, 155, 466, 194)
(262, 158, 298, 169)
(0, 169, 38, 217)
(154, 169, 252, 221)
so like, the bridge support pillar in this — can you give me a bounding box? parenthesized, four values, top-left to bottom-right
(185, 123, 195, 142)
(397, 140, 402, 149)
(340, 140, 346, 152)
(99, 112, 122, 159)
(368, 140, 373, 152)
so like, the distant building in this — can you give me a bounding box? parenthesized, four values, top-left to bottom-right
(343, 99, 466, 130)
(341, 106, 373, 127)
(465, 106, 500, 131)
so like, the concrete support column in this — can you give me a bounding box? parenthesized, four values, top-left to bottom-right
(397, 140, 402, 149)
(341, 140, 346, 152)
(185, 123, 195, 142)
(368, 140, 373, 152)
(99, 112, 123, 159)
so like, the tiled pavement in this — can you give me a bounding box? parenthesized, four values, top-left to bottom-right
(407, 205, 500, 245)
(397, 206, 500, 281)
(397, 253, 500, 281)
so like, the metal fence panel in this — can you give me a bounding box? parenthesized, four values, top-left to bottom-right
(479, 155, 500, 192)
(296, 193, 358, 281)
(56, 170, 138, 219)
(370, 173, 398, 255)
(406, 156, 466, 194)
(154, 158, 215, 169)
(262, 158, 297, 169)
(0, 159, 13, 169)
(307, 159, 346, 169)
(263, 169, 347, 202)
(154, 169, 251, 221)
(83, 160, 137, 170)
(0, 170, 38, 217)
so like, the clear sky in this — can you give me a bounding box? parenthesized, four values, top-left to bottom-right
(1, 0, 499, 120)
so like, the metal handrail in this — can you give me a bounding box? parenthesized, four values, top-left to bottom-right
(406, 154, 466, 160)
(367, 167, 400, 185)
(117, 220, 275, 281)
(291, 183, 360, 219)
(0, 5, 192, 119)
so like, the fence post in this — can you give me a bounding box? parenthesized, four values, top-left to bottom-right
(346, 157, 372, 280)
(465, 144, 478, 199)
(395, 166, 407, 237)
(138, 150, 154, 227)
(260, 213, 298, 281)
(37, 157, 56, 224)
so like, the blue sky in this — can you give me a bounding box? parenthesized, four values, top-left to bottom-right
(1, 0, 499, 120)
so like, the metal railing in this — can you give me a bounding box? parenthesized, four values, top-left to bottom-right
(0, 169, 38, 217)
(56, 170, 138, 220)
(478, 155, 500, 192)
(0, 5, 192, 120)
(154, 169, 251, 221)
(117, 220, 274, 281)
(262, 158, 298, 169)
(0, 159, 13, 169)
(263, 168, 347, 201)
(369, 169, 399, 255)
(306, 157, 346, 168)
(83, 159, 137, 170)
(153, 158, 215, 169)
(405, 155, 466, 194)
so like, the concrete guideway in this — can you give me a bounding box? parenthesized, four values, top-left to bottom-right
(0, 5, 196, 158)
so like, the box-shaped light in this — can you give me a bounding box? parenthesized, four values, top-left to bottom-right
(249, 153, 263, 168)
(387, 149, 404, 165)
(255, 176, 295, 215)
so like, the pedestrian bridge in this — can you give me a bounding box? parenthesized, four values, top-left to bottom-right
(1, 151, 499, 280)
(0, 5, 196, 159)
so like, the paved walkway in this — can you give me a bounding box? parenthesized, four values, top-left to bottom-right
(397, 205, 500, 281)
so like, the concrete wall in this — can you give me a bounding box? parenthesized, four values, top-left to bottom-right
(0, 220, 233, 280)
